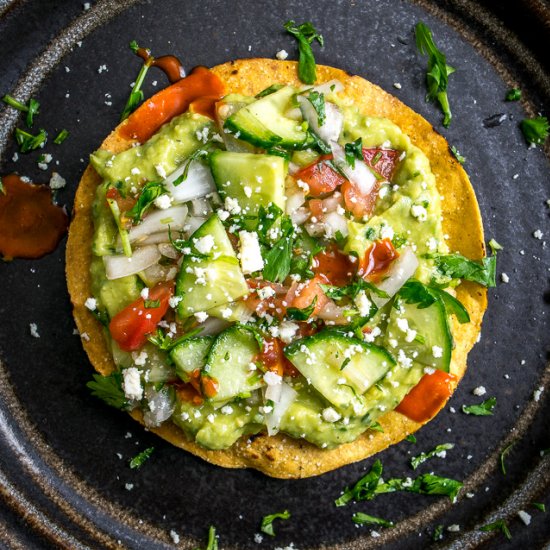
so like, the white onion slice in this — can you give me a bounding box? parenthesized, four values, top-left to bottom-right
(372, 248, 419, 308)
(323, 211, 349, 238)
(304, 220, 326, 237)
(143, 386, 175, 428)
(285, 191, 306, 215)
(331, 141, 377, 196)
(104, 245, 161, 280)
(264, 381, 297, 436)
(309, 79, 344, 95)
(163, 160, 216, 203)
(157, 242, 179, 259)
(141, 263, 177, 284)
(127, 205, 188, 243)
(136, 232, 171, 246)
(298, 96, 343, 144)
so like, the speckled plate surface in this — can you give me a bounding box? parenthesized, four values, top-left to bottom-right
(0, 1, 549, 548)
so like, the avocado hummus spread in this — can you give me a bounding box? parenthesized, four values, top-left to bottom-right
(67, 59, 489, 478)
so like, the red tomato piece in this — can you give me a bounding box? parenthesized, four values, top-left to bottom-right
(109, 281, 174, 351)
(286, 275, 329, 317)
(313, 245, 356, 287)
(362, 148, 401, 181)
(359, 238, 399, 281)
(395, 370, 457, 423)
(295, 155, 347, 197)
(341, 179, 380, 219)
(258, 337, 299, 377)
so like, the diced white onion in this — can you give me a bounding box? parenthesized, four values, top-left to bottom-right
(309, 79, 344, 95)
(143, 386, 175, 428)
(157, 242, 179, 259)
(183, 216, 206, 236)
(103, 245, 161, 280)
(331, 141, 377, 195)
(317, 300, 347, 323)
(163, 160, 216, 203)
(191, 197, 213, 217)
(141, 263, 177, 284)
(137, 232, 171, 245)
(288, 161, 301, 175)
(372, 248, 419, 308)
(322, 192, 342, 213)
(290, 206, 310, 226)
(298, 96, 343, 144)
(196, 316, 231, 336)
(304, 220, 326, 237)
(285, 191, 306, 215)
(264, 381, 297, 436)
(323, 211, 349, 238)
(127, 205, 188, 243)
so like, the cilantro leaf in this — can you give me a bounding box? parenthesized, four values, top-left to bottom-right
(411, 443, 454, 470)
(480, 519, 512, 540)
(148, 326, 202, 351)
(520, 116, 549, 145)
(287, 296, 317, 321)
(144, 299, 161, 309)
(120, 41, 151, 121)
(335, 459, 383, 506)
(2, 95, 40, 127)
(86, 372, 128, 409)
(462, 397, 496, 416)
(260, 510, 291, 536)
(352, 513, 394, 528)
(129, 446, 154, 469)
(532, 502, 545, 512)
(500, 441, 515, 475)
(369, 421, 384, 433)
(344, 137, 363, 168)
(415, 22, 455, 127)
(433, 524, 444, 541)
(428, 253, 496, 287)
(284, 20, 324, 85)
(262, 217, 294, 283)
(307, 91, 326, 126)
(15, 127, 47, 153)
(488, 238, 503, 254)
(53, 129, 69, 145)
(406, 434, 417, 443)
(505, 88, 521, 101)
(256, 84, 284, 98)
(127, 181, 166, 223)
(172, 148, 211, 186)
(450, 145, 465, 164)
(321, 280, 388, 301)
(376, 473, 463, 502)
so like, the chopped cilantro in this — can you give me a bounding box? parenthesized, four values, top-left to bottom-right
(376, 473, 463, 502)
(307, 90, 326, 126)
(369, 421, 384, 433)
(352, 512, 394, 528)
(433, 524, 444, 541)
(53, 129, 69, 145)
(462, 397, 496, 416)
(262, 216, 294, 283)
(427, 252, 496, 288)
(532, 502, 546, 512)
(129, 446, 154, 469)
(286, 296, 317, 321)
(2, 94, 40, 127)
(480, 519, 512, 540)
(500, 442, 515, 475)
(120, 40, 151, 121)
(283, 20, 324, 85)
(488, 238, 503, 254)
(505, 88, 521, 101)
(2, 94, 28, 111)
(344, 137, 363, 169)
(520, 116, 549, 145)
(260, 510, 291, 536)
(415, 22, 455, 127)
(450, 145, 465, 164)
(255, 84, 284, 98)
(15, 127, 47, 153)
(173, 148, 211, 186)
(308, 127, 332, 154)
(406, 434, 417, 443)
(411, 443, 454, 470)
(321, 279, 388, 301)
(335, 459, 383, 506)
(127, 181, 166, 223)
(86, 372, 128, 409)
(143, 299, 161, 309)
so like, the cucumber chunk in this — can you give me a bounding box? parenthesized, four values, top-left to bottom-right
(176, 215, 248, 317)
(224, 86, 313, 149)
(210, 151, 287, 214)
(385, 297, 452, 372)
(203, 325, 263, 403)
(170, 336, 214, 382)
(285, 332, 394, 414)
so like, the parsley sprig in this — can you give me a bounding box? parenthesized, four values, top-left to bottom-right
(427, 252, 497, 288)
(86, 372, 128, 409)
(462, 396, 496, 416)
(284, 21, 324, 84)
(415, 22, 455, 127)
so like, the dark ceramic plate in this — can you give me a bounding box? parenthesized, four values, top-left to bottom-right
(0, 1, 549, 548)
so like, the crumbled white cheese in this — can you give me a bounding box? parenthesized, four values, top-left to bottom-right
(501, 272, 510, 283)
(473, 385, 486, 396)
(220, 307, 233, 319)
(169, 530, 180, 544)
(224, 196, 241, 215)
(254, 533, 264, 544)
(257, 286, 276, 300)
(322, 407, 342, 423)
(354, 291, 372, 317)
(432, 345, 443, 358)
(155, 164, 167, 179)
(169, 295, 182, 309)
(447, 524, 460, 532)
(393, 82, 402, 89)
(533, 229, 543, 240)
(278, 321, 299, 344)
(140, 287, 149, 299)
(132, 351, 148, 366)
(122, 367, 143, 401)
(239, 231, 264, 274)
(130, 167, 140, 175)
(85, 297, 97, 311)
(194, 235, 215, 254)
(380, 225, 394, 240)
(194, 311, 209, 323)
(29, 323, 40, 338)
(49, 172, 66, 190)
(276, 49, 289, 60)
(411, 204, 428, 222)
(518, 510, 531, 525)
(154, 194, 172, 210)
(221, 405, 234, 415)
(533, 386, 544, 401)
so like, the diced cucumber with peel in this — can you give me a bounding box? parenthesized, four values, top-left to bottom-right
(224, 86, 313, 150)
(171, 336, 214, 382)
(203, 325, 264, 403)
(285, 332, 394, 414)
(210, 151, 287, 214)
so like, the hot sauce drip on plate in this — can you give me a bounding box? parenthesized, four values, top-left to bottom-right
(396, 370, 457, 423)
(0, 174, 68, 259)
(120, 66, 226, 143)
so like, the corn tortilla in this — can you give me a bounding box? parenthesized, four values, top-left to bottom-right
(66, 59, 487, 479)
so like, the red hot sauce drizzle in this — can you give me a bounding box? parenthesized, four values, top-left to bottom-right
(135, 47, 186, 84)
(0, 174, 68, 259)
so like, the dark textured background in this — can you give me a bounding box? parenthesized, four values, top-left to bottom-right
(0, 1, 549, 548)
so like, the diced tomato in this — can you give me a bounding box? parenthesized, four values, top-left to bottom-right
(244, 279, 286, 318)
(258, 337, 299, 377)
(313, 244, 356, 286)
(308, 198, 325, 218)
(362, 148, 401, 181)
(173, 380, 204, 406)
(295, 155, 347, 197)
(109, 282, 174, 351)
(285, 275, 329, 317)
(342, 179, 380, 219)
(396, 370, 457, 423)
(105, 187, 136, 214)
(359, 238, 399, 281)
